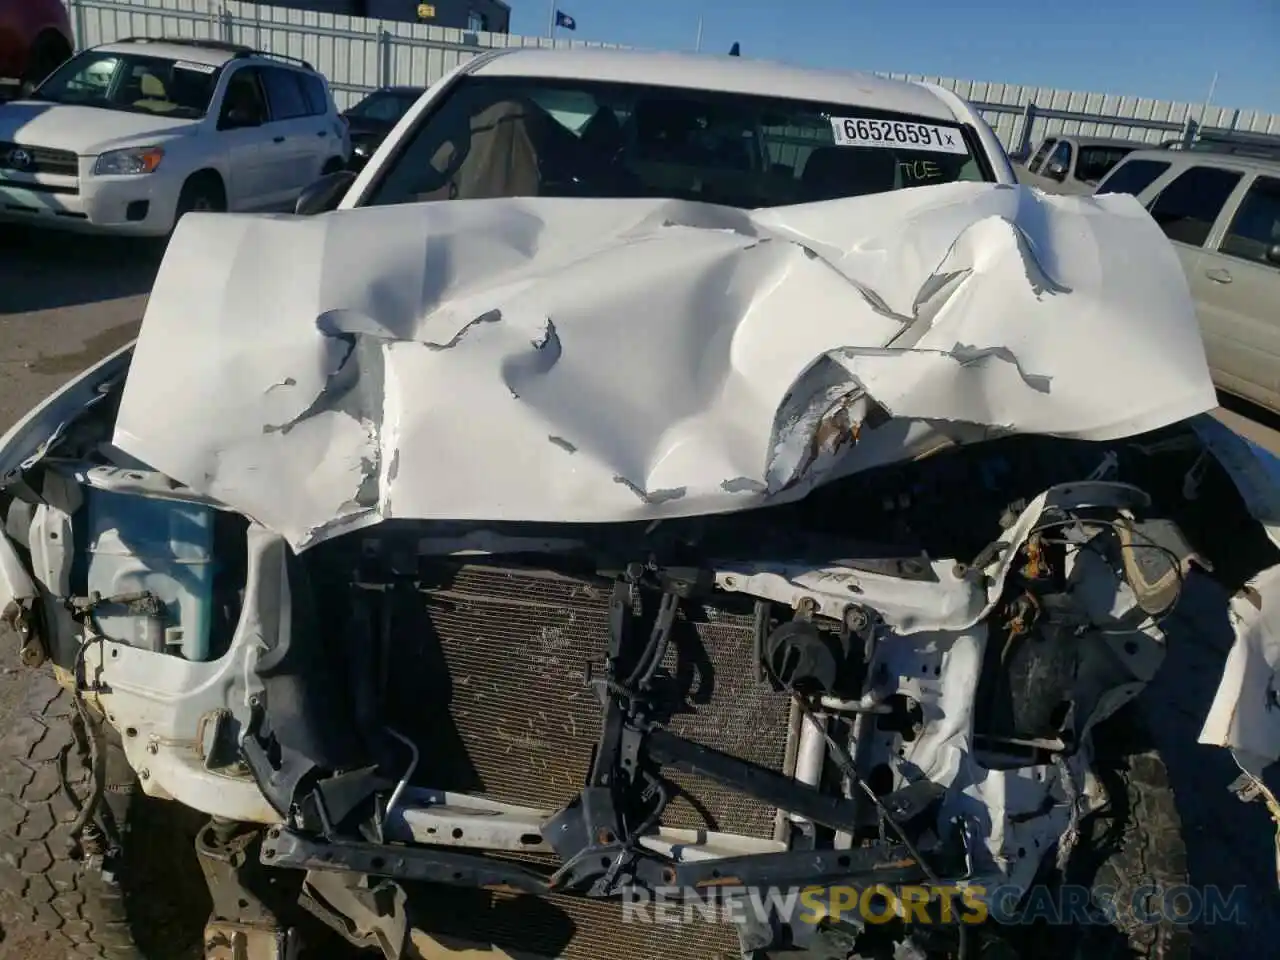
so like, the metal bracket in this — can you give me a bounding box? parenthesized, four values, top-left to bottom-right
(197, 820, 301, 960)
(2, 599, 46, 668)
(204, 923, 300, 960)
(644, 727, 868, 833)
(261, 826, 551, 895)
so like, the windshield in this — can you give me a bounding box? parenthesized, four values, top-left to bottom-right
(365, 76, 990, 209)
(347, 89, 422, 123)
(33, 51, 221, 119)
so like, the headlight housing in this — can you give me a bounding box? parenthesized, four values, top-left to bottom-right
(93, 146, 165, 176)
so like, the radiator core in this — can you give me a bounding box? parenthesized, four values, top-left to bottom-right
(380, 562, 795, 960)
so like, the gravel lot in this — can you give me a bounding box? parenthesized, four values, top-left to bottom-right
(0, 226, 158, 959)
(1, 224, 1279, 958)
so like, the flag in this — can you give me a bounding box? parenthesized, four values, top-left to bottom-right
(728, 42, 740, 56)
(555, 10, 577, 30)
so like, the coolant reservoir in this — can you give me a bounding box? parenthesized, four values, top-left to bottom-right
(82, 488, 217, 661)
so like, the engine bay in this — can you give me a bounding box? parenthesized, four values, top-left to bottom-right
(3, 384, 1278, 958)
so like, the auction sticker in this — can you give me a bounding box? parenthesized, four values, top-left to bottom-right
(830, 116, 968, 154)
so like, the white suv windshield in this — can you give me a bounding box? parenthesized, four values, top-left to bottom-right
(33, 51, 222, 119)
(366, 76, 990, 210)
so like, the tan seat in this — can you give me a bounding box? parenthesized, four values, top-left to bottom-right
(132, 72, 177, 113)
(418, 99, 544, 201)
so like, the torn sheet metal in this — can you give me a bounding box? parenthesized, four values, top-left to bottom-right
(112, 183, 1216, 550)
(1201, 563, 1280, 763)
(1191, 416, 1280, 764)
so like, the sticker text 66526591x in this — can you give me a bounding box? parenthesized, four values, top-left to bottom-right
(830, 116, 968, 155)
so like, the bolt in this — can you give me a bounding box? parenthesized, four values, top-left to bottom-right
(843, 606, 869, 633)
(146, 743, 158, 755)
(139, 769, 150, 781)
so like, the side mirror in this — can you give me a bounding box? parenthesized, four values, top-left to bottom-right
(295, 169, 356, 216)
(1045, 161, 1067, 181)
(1266, 244, 1280, 265)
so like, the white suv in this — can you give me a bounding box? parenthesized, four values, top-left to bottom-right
(0, 36, 350, 236)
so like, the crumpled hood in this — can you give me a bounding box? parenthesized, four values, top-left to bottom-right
(113, 182, 1216, 550)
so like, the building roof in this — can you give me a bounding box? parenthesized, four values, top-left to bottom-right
(472, 47, 961, 121)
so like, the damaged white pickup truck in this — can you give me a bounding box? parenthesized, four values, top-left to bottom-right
(2, 45, 1280, 960)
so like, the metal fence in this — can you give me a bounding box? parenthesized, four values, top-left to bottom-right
(65, 0, 1280, 154)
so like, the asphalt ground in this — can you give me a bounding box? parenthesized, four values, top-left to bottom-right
(1, 223, 1279, 958)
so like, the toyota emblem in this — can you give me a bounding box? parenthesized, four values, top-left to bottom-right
(6, 148, 32, 171)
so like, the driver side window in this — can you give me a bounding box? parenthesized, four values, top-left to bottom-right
(218, 68, 268, 129)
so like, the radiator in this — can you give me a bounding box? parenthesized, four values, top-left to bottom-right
(382, 562, 795, 960)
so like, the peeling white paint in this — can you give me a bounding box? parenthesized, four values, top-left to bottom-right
(114, 184, 1215, 551)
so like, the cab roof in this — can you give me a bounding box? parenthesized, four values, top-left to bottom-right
(1123, 147, 1280, 174)
(470, 47, 962, 122)
(95, 39, 242, 67)
(1050, 135, 1148, 149)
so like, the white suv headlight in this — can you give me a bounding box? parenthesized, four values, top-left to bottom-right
(93, 146, 165, 176)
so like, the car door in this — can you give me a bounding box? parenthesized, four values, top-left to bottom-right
(1194, 173, 1280, 409)
(298, 70, 344, 170)
(258, 66, 320, 207)
(215, 65, 273, 210)
(1142, 163, 1248, 392)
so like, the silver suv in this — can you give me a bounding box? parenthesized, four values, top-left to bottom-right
(1098, 147, 1280, 411)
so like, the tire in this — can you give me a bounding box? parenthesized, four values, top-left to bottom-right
(1060, 707, 1193, 960)
(0, 670, 208, 958)
(174, 173, 227, 223)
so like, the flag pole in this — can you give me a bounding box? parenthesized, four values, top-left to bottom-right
(695, 16, 703, 52)
(1198, 71, 1219, 137)
(546, 0, 555, 38)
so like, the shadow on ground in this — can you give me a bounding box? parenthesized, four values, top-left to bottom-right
(0, 224, 165, 315)
(1140, 572, 1280, 957)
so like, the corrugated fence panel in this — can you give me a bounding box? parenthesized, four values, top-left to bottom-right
(64, 0, 1280, 147)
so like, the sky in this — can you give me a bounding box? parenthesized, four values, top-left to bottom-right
(508, 0, 1280, 115)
